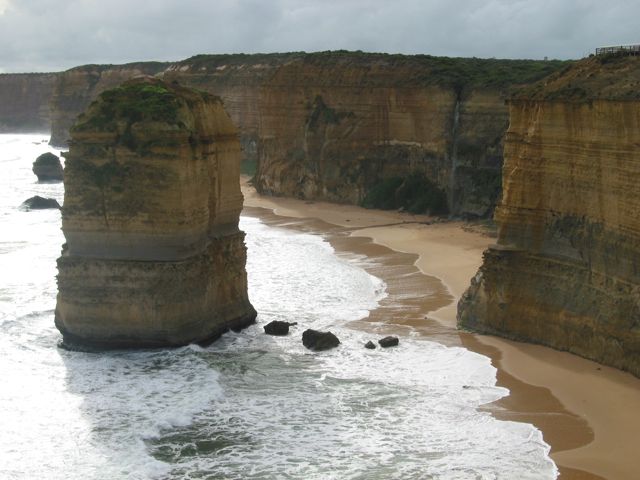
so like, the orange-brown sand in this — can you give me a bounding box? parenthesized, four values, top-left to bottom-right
(242, 178, 640, 480)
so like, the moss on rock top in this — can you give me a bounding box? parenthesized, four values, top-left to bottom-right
(71, 77, 219, 134)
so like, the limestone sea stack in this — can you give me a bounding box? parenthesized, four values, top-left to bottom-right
(55, 77, 256, 349)
(458, 55, 640, 376)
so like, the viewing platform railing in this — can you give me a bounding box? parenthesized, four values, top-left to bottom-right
(595, 44, 640, 55)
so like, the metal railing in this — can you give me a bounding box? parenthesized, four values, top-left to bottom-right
(595, 44, 640, 55)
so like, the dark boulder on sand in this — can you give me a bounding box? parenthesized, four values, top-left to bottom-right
(302, 329, 340, 351)
(264, 320, 297, 336)
(32, 152, 63, 182)
(21, 195, 61, 210)
(378, 336, 399, 348)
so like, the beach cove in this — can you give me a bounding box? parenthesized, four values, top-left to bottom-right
(242, 177, 640, 480)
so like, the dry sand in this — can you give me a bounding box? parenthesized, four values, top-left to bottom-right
(242, 179, 640, 480)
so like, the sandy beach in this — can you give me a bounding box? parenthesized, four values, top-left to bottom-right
(242, 178, 640, 480)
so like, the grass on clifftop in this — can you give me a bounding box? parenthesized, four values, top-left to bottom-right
(176, 51, 569, 92)
(301, 51, 570, 91)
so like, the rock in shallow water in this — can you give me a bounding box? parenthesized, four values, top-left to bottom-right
(264, 320, 296, 336)
(378, 336, 399, 348)
(21, 195, 61, 210)
(32, 152, 63, 182)
(302, 329, 340, 351)
(364, 340, 376, 349)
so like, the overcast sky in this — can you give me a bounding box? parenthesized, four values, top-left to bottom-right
(1, 0, 639, 73)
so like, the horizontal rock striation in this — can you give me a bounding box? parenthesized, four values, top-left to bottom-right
(458, 56, 640, 376)
(55, 78, 256, 349)
(46, 52, 566, 217)
(253, 54, 521, 217)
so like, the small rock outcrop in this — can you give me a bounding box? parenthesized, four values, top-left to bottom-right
(302, 329, 340, 351)
(55, 77, 256, 349)
(264, 320, 296, 336)
(21, 195, 61, 210)
(32, 152, 63, 181)
(378, 336, 399, 348)
(364, 340, 376, 349)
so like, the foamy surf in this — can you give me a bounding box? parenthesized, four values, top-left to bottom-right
(0, 134, 557, 479)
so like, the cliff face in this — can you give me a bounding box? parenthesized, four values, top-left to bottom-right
(163, 54, 296, 170)
(252, 53, 562, 216)
(55, 78, 256, 348)
(49, 62, 170, 146)
(0, 73, 58, 132)
(458, 56, 640, 376)
(46, 53, 565, 216)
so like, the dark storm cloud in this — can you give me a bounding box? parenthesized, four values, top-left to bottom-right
(1, 0, 639, 72)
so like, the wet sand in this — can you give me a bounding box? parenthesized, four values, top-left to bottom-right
(242, 179, 640, 480)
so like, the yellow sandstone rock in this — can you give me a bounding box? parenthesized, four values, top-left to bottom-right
(55, 77, 256, 349)
(458, 56, 640, 376)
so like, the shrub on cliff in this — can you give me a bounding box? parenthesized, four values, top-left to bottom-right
(362, 174, 448, 215)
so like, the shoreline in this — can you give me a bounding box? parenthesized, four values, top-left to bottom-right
(242, 178, 640, 480)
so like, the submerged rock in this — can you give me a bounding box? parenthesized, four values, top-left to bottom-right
(264, 320, 296, 336)
(302, 329, 340, 351)
(32, 152, 63, 181)
(21, 195, 61, 210)
(55, 77, 256, 349)
(364, 340, 376, 349)
(378, 336, 399, 348)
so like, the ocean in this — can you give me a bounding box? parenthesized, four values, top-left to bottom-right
(0, 134, 557, 479)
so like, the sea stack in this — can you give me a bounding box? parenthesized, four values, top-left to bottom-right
(457, 55, 640, 376)
(55, 77, 256, 349)
(32, 152, 63, 181)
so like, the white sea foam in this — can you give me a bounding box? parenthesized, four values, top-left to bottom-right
(0, 134, 557, 479)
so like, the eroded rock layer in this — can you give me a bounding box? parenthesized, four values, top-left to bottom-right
(458, 56, 640, 376)
(55, 78, 256, 348)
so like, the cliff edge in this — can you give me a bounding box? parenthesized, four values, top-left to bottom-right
(55, 77, 256, 348)
(458, 55, 640, 376)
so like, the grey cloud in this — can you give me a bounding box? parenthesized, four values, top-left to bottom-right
(1, 0, 639, 72)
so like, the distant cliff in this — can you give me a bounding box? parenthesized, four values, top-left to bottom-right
(56, 78, 256, 348)
(0, 73, 58, 132)
(43, 52, 566, 216)
(458, 55, 640, 376)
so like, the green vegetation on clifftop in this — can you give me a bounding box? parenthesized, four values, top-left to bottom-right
(512, 54, 640, 101)
(175, 51, 569, 92)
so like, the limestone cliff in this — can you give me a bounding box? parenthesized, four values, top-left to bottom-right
(253, 54, 521, 216)
(55, 78, 256, 348)
(458, 55, 640, 376)
(163, 53, 297, 169)
(47, 52, 565, 216)
(0, 73, 58, 132)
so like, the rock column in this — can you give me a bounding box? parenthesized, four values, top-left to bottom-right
(55, 78, 256, 348)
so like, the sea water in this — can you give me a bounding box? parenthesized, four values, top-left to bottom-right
(0, 134, 557, 479)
